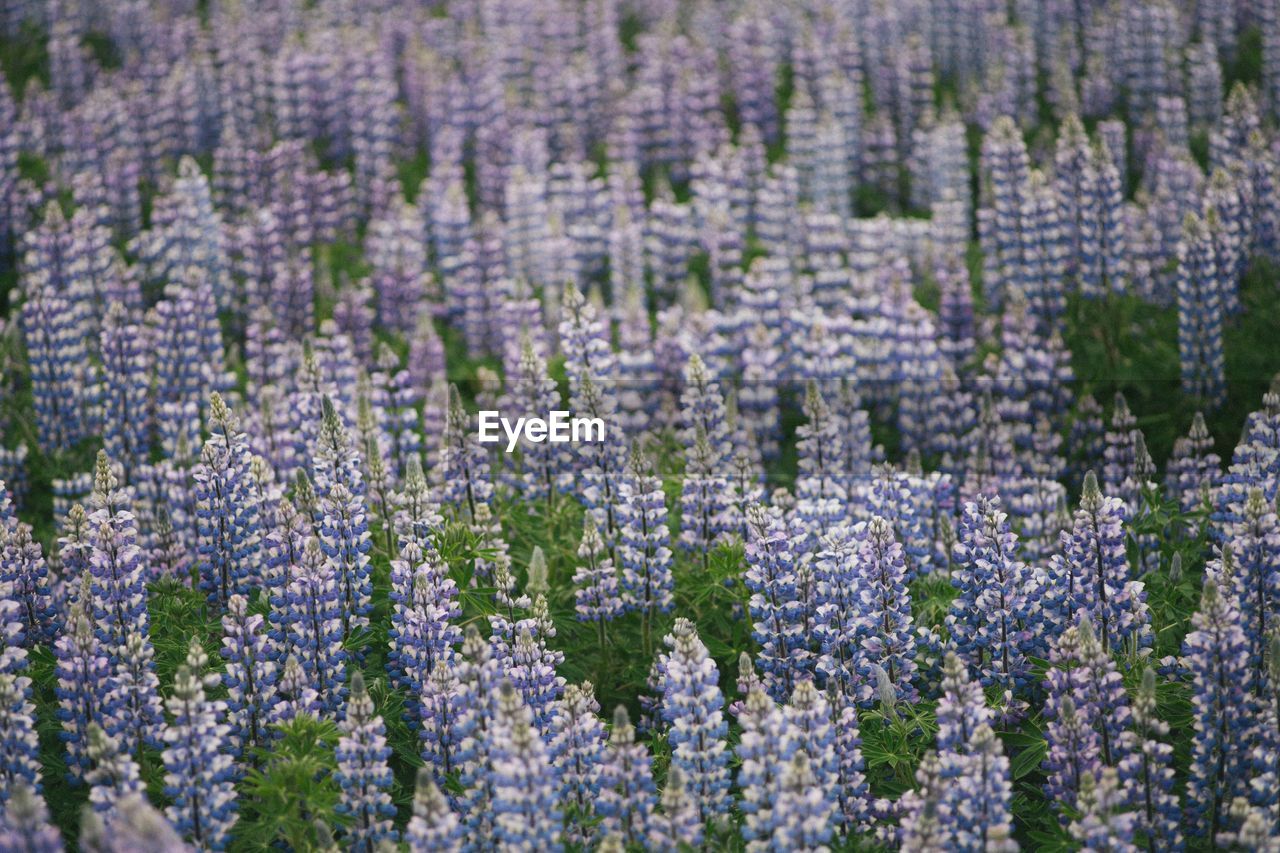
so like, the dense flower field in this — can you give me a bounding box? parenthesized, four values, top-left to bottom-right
(2, 0, 1280, 850)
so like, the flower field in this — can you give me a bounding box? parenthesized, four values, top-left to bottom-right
(3, 0, 1280, 850)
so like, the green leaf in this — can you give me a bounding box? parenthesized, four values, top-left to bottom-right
(1026, 830, 1073, 852)
(1010, 739, 1048, 779)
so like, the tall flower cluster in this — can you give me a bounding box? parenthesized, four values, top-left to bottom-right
(679, 354, 732, 470)
(317, 482, 373, 646)
(104, 631, 164, 759)
(560, 286, 628, 544)
(1070, 768, 1140, 851)
(85, 723, 144, 817)
(548, 682, 606, 844)
(616, 451, 674, 638)
(405, 769, 463, 851)
(54, 596, 113, 783)
(85, 453, 149, 657)
(277, 538, 348, 713)
(1214, 382, 1280, 533)
(20, 279, 93, 454)
(312, 396, 365, 499)
(417, 659, 469, 785)
(597, 705, 656, 846)
(898, 750, 947, 850)
(335, 671, 396, 850)
(572, 515, 623, 633)
(150, 283, 222, 438)
(503, 618, 566, 732)
(680, 422, 733, 559)
(1117, 668, 1181, 850)
(946, 496, 1037, 691)
(813, 527, 864, 700)
(220, 593, 276, 755)
(98, 303, 151, 477)
(659, 619, 731, 821)
(438, 386, 494, 525)
(832, 689, 873, 833)
(743, 505, 804, 699)
(735, 688, 785, 846)
(0, 785, 63, 850)
(795, 381, 848, 533)
(390, 456, 443, 552)
(1044, 471, 1151, 652)
(0, 521, 56, 647)
(1183, 577, 1252, 839)
(488, 682, 563, 851)
(388, 541, 461, 709)
(161, 638, 237, 850)
(1042, 617, 1132, 817)
(194, 394, 263, 609)
(1177, 212, 1227, 408)
(780, 680, 839, 830)
(506, 338, 572, 501)
(648, 765, 702, 850)
(1167, 411, 1222, 516)
(0, 669, 40, 802)
(1226, 487, 1280, 690)
(454, 627, 501, 842)
(853, 517, 918, 703)
(900, 653, 1016, 851)
(1102, 395, 1137, 503)
(773, 751, 837, 850)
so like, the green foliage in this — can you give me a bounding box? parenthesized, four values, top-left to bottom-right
(233, 716, 343, 851)
(859, 699, 937, 797)
(0, 25, 48, 94)
(909, 573, 957, 627)
(147, 578, 221, 684)
(1064, 257, 1280, 470)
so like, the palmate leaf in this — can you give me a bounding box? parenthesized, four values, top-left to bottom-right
(234, 716, 343, 851)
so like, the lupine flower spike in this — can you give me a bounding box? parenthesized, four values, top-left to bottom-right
(548, 682, 606, 844)
(1045, 470, 1151, 652)
(597, 705, 656, 845)
(161, 637, 237, 849)
(1117, 668, 1181, 850)
(0, 786, 63, 852)
(488, 682, 563, 851)
(405, 768, 463, 852)
(573, 514, 623, 645)
(1184, 577, 1252, 839)
(0, 670, 40, 801)
(660, 618, 731, 821)
(84, 723, 144, 817)
(54, 589, 113, 784)
(334, 671, 396, 851)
